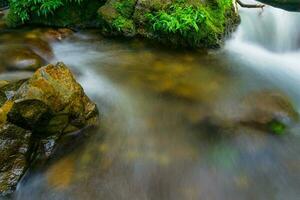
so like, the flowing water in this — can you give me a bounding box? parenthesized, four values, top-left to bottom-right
(1, 2, 300, 200)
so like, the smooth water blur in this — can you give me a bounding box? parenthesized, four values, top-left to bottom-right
(0, 2, 299, 200)
(232, 1, 300, 52)
(226, 0, 300, 103)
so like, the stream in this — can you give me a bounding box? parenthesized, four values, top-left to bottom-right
(1, 1, 300, 200)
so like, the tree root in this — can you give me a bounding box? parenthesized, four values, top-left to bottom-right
(237, 0, 265, 8)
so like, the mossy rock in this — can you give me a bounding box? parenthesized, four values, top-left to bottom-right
(98, 0, 137, 36)
(98, 0, 240, 48)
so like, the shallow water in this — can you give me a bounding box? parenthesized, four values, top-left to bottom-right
(0, 3, 300, 200)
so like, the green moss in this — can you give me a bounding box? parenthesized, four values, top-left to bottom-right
(113, 0, 136, 18)
(112, 16, 135, 33)
(7, 0, 105, 28)
(268, 120, 286, 135)
(145, 0, 236, 48)
(98, 0, 137, 36)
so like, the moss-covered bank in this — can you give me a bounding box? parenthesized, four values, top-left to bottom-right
(99, 0, 239, 48)
(6, 0, 105, 28)
(6, 0, 240, 48)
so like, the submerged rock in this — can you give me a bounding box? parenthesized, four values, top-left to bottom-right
(214, 90, 299, 135)
(0, 62, 99, 196)
(238, 91, 298, 134)
(42, 28, 74, 42)
(24, 37, 54, 60)
(0, 47, 46, 71)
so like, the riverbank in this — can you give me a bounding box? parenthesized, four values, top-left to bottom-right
(5, 0, 239, 48)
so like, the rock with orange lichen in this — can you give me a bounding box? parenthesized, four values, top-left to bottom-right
(7, 62, 99, 135)
(0, 62, 99, 196)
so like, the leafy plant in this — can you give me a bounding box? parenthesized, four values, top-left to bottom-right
(8, 0, 84, 26)
(147, 5, 206, 35)
(145, 0, 234, 47)
(113, 0, 136, 18)
(112, 16, 134, 32)
(268, 120, 286, 135)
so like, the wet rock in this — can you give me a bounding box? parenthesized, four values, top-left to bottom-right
(98, 1, 136, 37)
(214, 90, 299, 135)
(7, 62, 99, 135)
(117, 52, 228, 103)
(0, 47, 47, 71)
(0, 71, 33, 82)
(239, 91, 298, 134)
(0, 79, 27, 107)
(0, 81, 9, 90)
(24, 37, 54, 60)
(42, 28, 74, 42)
(0, 123, 32, 196)
(0, 62, 99, 195)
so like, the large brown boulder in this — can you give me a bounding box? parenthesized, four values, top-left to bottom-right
(0, 62, 99, 196)
(7, 62, 99, 135)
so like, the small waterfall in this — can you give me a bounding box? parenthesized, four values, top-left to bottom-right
(226, 0, 300, 103)
(235, 6, 300, 53)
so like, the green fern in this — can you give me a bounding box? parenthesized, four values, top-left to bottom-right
(8, 0, 84, 25)
(146, 0, 233, 47)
